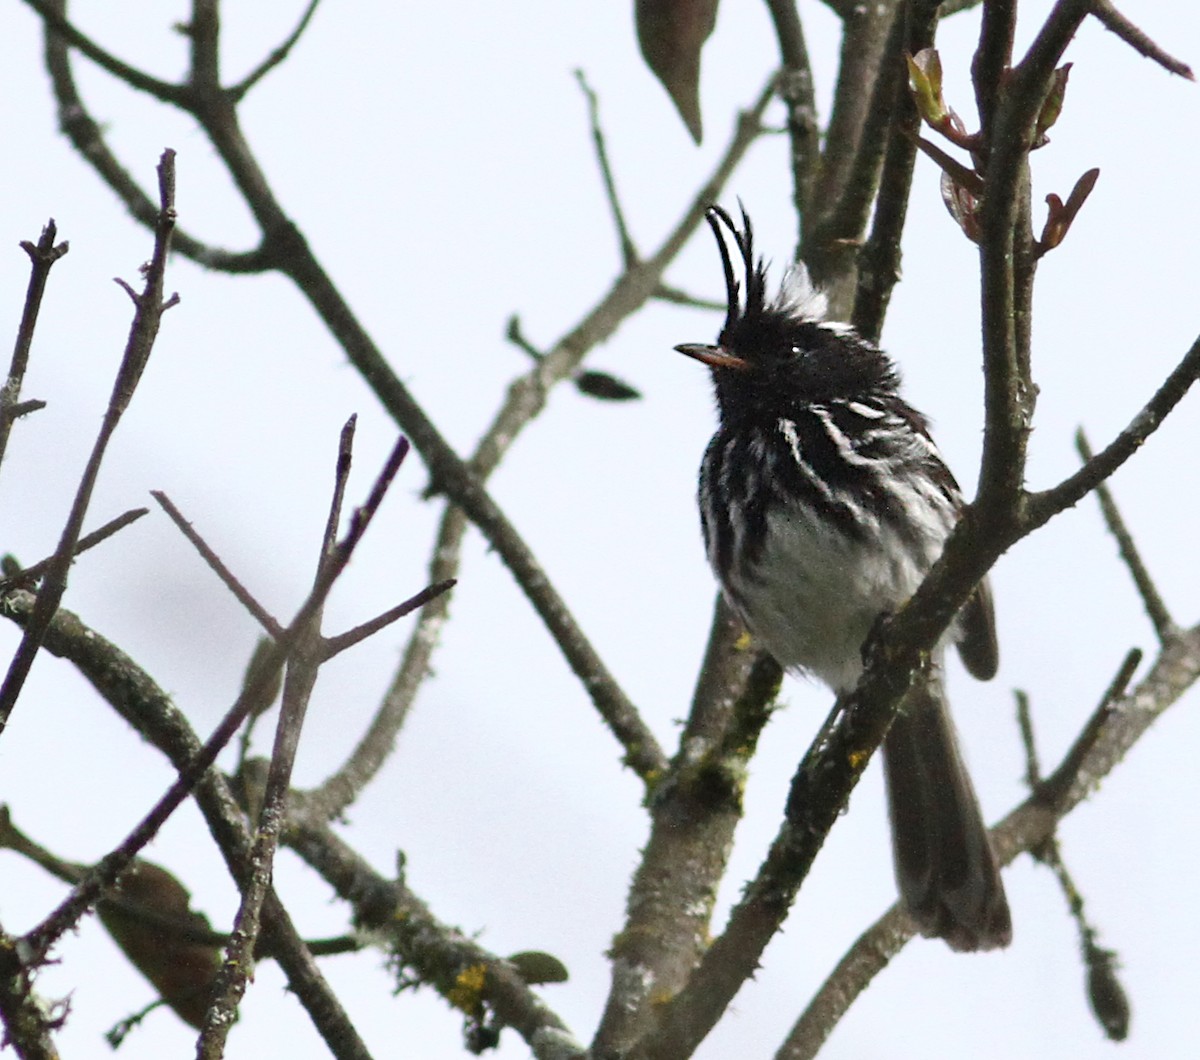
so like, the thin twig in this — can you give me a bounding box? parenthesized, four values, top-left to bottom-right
(1, 399, 47, 423)
(199, 425, 383, 1052)
(228, 0, 325, 100)
(971, 0, 1017, 138)
(24, 441, 412, 1047)
(764, 0, 820, 227)
(1, 220, 69, 467)
(575, 69, 637, 267)
(1014, 689, 1041, 789)
(0, 151, 178, 736)
(1090, 0, 1194, 80)
(322, 579, 456, 660)
(854, 0, 944, 341)
(319, 416, 357, 564)
(505, 314, 546, 362)
(308, 76, 776, 818)
(0, 508, 148, 593)
(1026, 335, 1200, 528)
(151, 490, 284, 638)
(285, 813, 587, 1060)
(20, 0, 186, 103)
(1016, 687, 1133, 1042)
(975, 0, 1092, 512)
(651, 283, 726, 310)
(806, 0, 902, 298)
(776, 635, 1183, 1060)
(1038, 647, 1142, 808)
(0, 590, 373, 1060)
(1075, 429, 1176, 641)
(807, 0, 911, 284)
(39, 8, 274, 272)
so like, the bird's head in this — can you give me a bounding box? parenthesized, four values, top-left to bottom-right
(676, 205, 899, 418)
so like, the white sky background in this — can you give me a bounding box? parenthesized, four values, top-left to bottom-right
(2, 2, 1199, 1058)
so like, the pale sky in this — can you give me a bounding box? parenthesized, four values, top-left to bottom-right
(2, 3, 1199, 1058)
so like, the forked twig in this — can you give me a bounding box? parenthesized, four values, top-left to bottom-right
(0, 151, 178, 735)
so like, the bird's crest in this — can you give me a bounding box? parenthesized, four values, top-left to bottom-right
(704, 205, 828, 335)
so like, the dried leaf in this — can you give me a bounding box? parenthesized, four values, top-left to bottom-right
(941, 171, 982, 244)
(98, 861, 222, 1028)
(636, 0, 718, 143)
(242, 635, 283, 720)
(574, 369, 642, 402)
(1086, 944, 1131, 1042)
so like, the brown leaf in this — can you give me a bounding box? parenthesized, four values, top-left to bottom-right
(98, 861, 223, 1028)
(636, 0, 718, 143)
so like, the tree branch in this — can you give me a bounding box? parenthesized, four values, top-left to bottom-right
(777, 629, 1197, 1059)
(307, 76, 777, 818)
(1090, 0, 1194, 80)
(1, 220, 69, 467)
(0, 590, 373, 1060)
(1075, 431, 1177, 641)
(0, 150, 177, 736)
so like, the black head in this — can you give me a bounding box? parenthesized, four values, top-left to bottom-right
(677, 205, 900, 418)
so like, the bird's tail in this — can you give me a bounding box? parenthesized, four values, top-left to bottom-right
(882, 674, 1012, 951)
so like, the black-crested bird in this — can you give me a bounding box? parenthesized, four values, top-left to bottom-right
(676, 205, 1011, 951)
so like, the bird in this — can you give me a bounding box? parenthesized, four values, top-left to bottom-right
(675, 204, 1011, 952)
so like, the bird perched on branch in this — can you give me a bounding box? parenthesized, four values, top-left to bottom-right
(676, 205, 1010, 951)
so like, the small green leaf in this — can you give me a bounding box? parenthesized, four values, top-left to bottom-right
(1034, 63, 1072, 146)
(507, 950, 569, 985)
(906, 48, 947, 127)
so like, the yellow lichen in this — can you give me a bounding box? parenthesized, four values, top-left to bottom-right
(447, 963, 488, 1013)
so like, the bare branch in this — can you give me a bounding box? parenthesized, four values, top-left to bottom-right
(575, 69, 638, 267)
(777, 634, 1185, 1060)
(1, 220, 68, 467)
(322, 579, 456, 660)
(308, 77, 776, 817)
(975, 0, 1093, 512)
(764, 0, 820, 224)
(40, 13, 276, 272)
(651, 283, 726, 310)
(854, 1, 943, 341)
(805, 0, 903, 303)
(319, 416, 357, 564)
(285, 814, 586, 1060)
(151, 490, 284, 638)
(0, 507, 149, 594)
(20, 0, 185, 103)
(593, 603, 781, 1056)
(0, 591, 373, 1059)
(1075, 430, 1177, 641)
(198, 423, 380, 1053)
(1026, 335, 1200, 529)
(0, 151, 177, 736)
(228, 0, 325, 100)
(1090, 0, 1194, 80)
